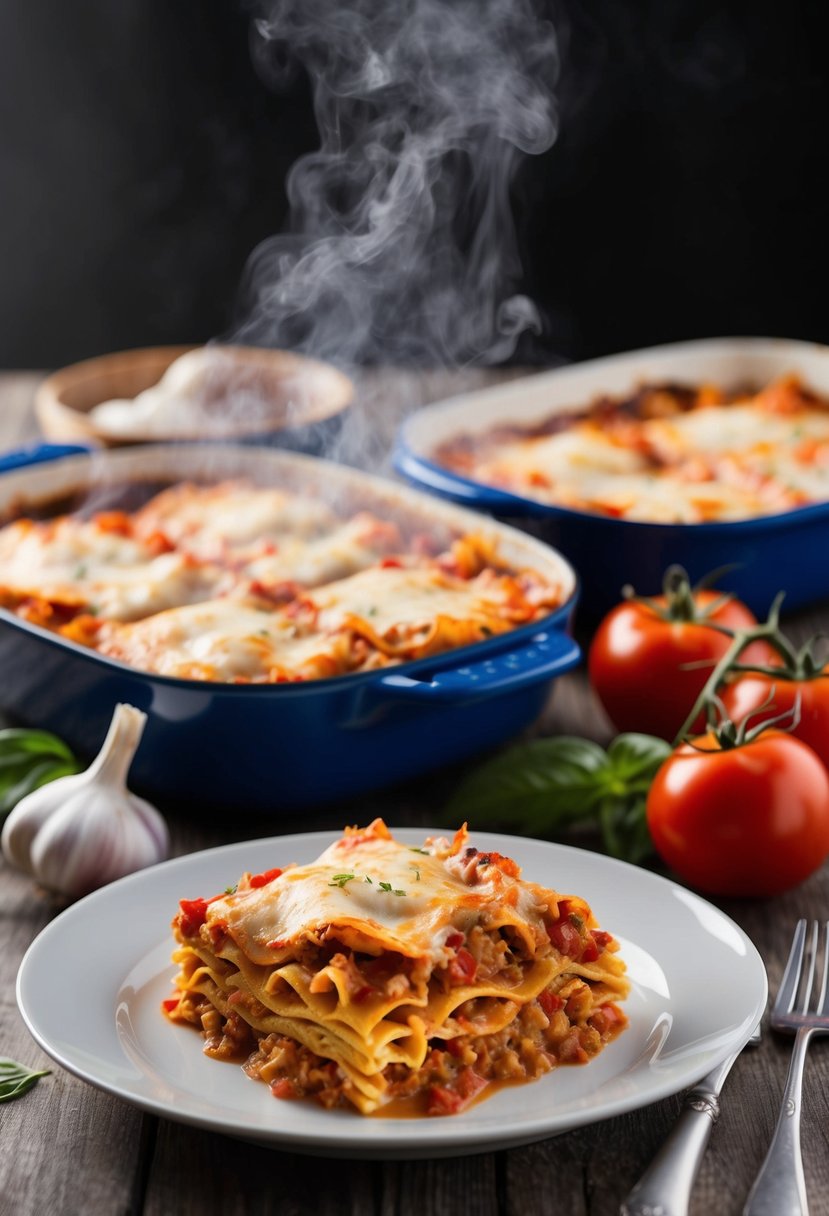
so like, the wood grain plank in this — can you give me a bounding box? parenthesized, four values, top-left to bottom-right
(378, 1156, 499, 1216)
(0, 864, 146, 1216)
(144, 1124, 375, 1216)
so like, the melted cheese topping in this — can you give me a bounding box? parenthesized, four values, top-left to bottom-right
(97, 599, 351, 681)
(241, 514, 400, 588)
(0, 518, 228, 619)
(438, 377, 829, 522)
(0, 482, 562, 681)
(207, 827, 547, 965)
(311, 565, 523, 637)
(135, 481, 336, 557)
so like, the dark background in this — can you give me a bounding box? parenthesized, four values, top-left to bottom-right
(1, 0, 827, 370)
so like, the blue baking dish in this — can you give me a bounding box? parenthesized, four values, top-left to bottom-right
(0, 443, 580, 813)
(395, 338, 829, 617)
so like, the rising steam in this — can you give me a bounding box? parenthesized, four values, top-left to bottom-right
(232, 0, 559, 368)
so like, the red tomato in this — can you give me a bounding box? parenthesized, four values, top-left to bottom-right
(588, 590, 774, 740)
(721, 672, 829, 769)
(646, 731, 829, 897)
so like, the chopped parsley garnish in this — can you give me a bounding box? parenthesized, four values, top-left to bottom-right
(224, 884, 237, 895)
(378, 881, 406, 896)
(329, 873, 356, 889)
(409, 864, 421, 881)
(364, 875, 373, 884)
(409, 847, 428, 855)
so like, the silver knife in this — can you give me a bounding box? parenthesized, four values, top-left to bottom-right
(620, 1024, 762, 1216)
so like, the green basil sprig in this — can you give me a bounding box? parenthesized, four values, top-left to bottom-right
(0, 729, 81, 825)
(446, 733, 671, 864)
(0, 1058, 50, 1103)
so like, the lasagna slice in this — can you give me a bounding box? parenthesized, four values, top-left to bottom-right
(163, 821, 628, 1116)
(95, 599, 360, 682)
(0, 513, 228, 624)
(238, 513, 403, 592)
(306, 540, 564, 662)
(133, 481, 338, 559)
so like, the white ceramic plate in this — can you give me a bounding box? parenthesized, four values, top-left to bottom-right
(16, 829, 767, 1159)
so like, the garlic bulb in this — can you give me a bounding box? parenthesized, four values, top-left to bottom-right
(1, 704, 168, 898)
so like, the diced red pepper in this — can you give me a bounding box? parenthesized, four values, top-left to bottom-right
(445, 932, 465, 949)
(143, 529, 175, 555)
(380, 556, 403, 568)
(456, 1068, 487, 1102)
(477, 851, 521, 879)
(580, 938, 599, 963)
(547, 918, 582, 958)
(177, 893, 224, 936)
(538, 989, 564, 1017)
(162, 997, 179, 1013)
(592, 930, 613, 949)
(591, 1002, 625, 1034)
(426, 1084, 463, 1116)
(271, 1078, 298, 1100)
(94, 511, 132, 536)
(249, 867, 283, 888)
(178, 897, 211, 936)
(447, 947, 478, 985)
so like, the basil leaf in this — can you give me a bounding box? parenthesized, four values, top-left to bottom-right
(0, 1058, 50, 1104)
(446, 737, 610, 833)
(0, 729, 81, 822)
(606, 733, 673, 785)
(445, 731, 671, 864)
(599, 795, 656, 865)
(0, 729, 77, 763)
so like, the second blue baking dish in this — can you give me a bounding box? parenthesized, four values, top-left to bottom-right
(395, 338, 829, 617)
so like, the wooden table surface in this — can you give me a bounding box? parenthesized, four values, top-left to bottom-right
(1, 367, 828, 1216)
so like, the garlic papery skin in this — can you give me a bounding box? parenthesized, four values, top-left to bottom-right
(0, 704, 169, 899)
(1, 773, 88, 875)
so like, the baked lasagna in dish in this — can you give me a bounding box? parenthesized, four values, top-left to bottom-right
(434, 374, 829, 523)
(163, 821, 629, 1116)
(0, 481, 564, 683)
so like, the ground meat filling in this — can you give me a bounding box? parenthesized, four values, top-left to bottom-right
(167, 916, 625, 1116)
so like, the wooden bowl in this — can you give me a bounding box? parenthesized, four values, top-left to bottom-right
(34, 345, 355, 450)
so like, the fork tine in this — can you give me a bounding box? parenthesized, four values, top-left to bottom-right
(775, 917, 807, 1015)
(817, 921, 829, 1017)
(798, 921, 819, 1014)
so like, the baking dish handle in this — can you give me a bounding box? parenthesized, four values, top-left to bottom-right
(375, 630, 581, 702)
(0, 442, 92, 473)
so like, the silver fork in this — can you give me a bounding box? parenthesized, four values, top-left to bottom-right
(743, 919, 829, 1216)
